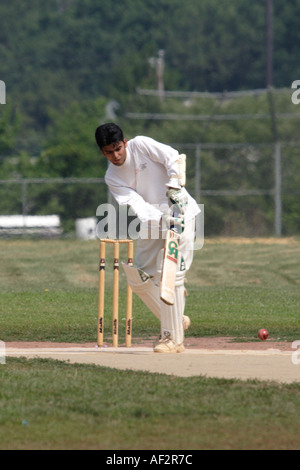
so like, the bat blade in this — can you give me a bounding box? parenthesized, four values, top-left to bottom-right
(160, 229, 180, 305)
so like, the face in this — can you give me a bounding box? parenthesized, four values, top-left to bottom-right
(101, 140, 127, 166)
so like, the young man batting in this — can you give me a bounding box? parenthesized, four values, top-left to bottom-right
(95, 123, 200, 353)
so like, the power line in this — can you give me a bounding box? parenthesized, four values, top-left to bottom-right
(0, 177, 105, 185)
(136, 87, 270, 99)
(125, 112, 300, 121)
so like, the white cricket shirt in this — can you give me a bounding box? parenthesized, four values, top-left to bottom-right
(105, 136, 200, 224)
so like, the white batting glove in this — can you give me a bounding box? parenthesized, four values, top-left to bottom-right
(166, 188, 188, 215)
(161, 213, 184, 233)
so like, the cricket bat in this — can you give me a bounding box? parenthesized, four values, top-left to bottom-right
(160, 154, 186, 305)
(160, 229, 180, 305)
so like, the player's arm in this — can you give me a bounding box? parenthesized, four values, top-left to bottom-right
(166, 153, 188, 215)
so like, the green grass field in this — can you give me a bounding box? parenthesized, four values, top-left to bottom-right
(0, 237, 300, 450)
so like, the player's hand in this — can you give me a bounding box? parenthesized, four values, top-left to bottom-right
(166, 188, 188, 215)
(161, 214, 184, 233)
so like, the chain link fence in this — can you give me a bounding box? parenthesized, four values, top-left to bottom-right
(0, 142, 299, 237)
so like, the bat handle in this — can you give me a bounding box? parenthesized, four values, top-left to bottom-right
(171, 206, 183, 234)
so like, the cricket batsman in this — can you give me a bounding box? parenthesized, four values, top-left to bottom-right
(95, 123, 200, 353)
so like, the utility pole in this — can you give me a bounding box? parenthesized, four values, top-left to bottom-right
(156, 49, 165, 101)
(266, 0, 282, 236)
(149, 50, 165, 101)
(266, 0, 273, 89)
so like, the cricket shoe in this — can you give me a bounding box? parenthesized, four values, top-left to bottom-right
(154, 337, 185, 353)
(183, 315, 191, 330)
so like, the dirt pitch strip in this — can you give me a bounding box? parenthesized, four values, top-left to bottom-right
(6, 339, 300, 384)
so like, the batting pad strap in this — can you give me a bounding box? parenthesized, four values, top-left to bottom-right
(175, 269, 185, 287)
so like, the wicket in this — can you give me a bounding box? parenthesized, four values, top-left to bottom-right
(97, 239, 134, 348)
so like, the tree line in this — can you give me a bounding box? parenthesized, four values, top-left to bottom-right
(1, 0, 300, 132)
(0, 0, 300, 235)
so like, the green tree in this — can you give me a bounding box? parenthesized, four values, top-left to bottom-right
(27, 97, 109, 230)
(2, 0, 300, 135)
(0, 104, 20, 157)
(38, 97, 108, 177)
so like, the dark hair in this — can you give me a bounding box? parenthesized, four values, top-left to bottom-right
(95, 123, 124, 149)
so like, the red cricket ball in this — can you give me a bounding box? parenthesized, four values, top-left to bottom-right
(258, 328, 269, 340)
